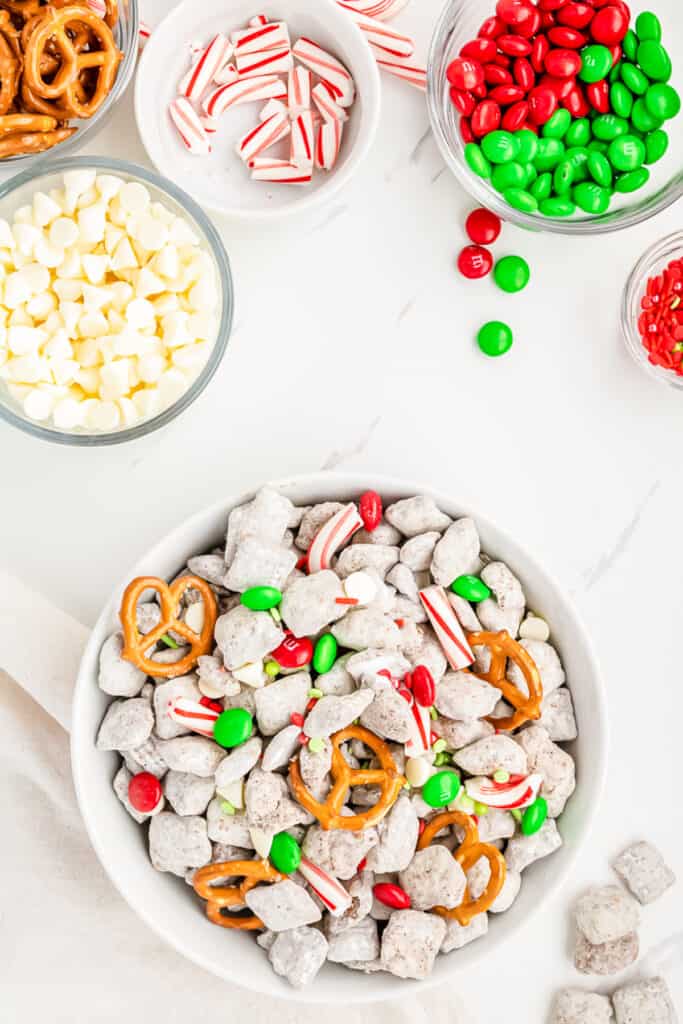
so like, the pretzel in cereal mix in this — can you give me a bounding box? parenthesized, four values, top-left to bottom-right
(96, 487, 580, 987)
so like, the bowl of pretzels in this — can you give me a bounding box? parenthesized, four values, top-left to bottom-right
(0, 0, 138, 161)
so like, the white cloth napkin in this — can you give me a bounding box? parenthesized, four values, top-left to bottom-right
(0, 573, 473, 1024)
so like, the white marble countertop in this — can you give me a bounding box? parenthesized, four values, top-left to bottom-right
(1, 0, 682, 1020)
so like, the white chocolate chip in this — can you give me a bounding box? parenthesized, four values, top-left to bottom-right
(519, 616, 550, 642)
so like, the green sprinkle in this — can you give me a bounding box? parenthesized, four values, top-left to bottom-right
(510, 808, 523, 823)
(269, 606, 282, 623)
(434, 752, 449, 766)
(220, 800, 236, 816)
(308, 687, 323, 699)
(308, 737, 325, 753)
(160, 634, 179, 649)
(429, 707, 438, 721)
(493, 769, 510, 783)
(264, 660, 280, 677)
(432, 738, 447, 754)
(473, 801, 489, 816)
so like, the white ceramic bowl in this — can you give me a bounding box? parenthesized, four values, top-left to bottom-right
(134, 0, 381, 222)
(71, 472, 608, 1003)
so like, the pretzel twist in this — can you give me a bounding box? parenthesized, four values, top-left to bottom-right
(417, 810, 507, 926)
(289, 724, 405, 831)
(193, 860, 284, 930)
(119, 575, 218, 679)
(463, 630, 544, 731)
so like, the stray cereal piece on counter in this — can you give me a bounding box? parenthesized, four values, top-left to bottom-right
(612, 841, 676, 906)
(573, 930, 639, 977)
(548, 988, 614, 1024)
(612, 976, 676, 1024)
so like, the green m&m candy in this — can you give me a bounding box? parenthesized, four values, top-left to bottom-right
(422, 770, 461, 808)
(573, 182, 610, 215)
(579, 44, 612, 83)
(631, 97, 662, 133)
(592, 114, 628, 141)
(564, 118, 590, 148)
(521, 796, 548, 836)
(553, 159, 574, 196)
(530, 172, 552, 201)
(534, 136, 564, 171)
(269, 831, 302, 874)
(621, 62, 648, 96)
(644, 128, 668, 164)
(635, 10, 661, 42)
(491, 161, 526, 191)
(587, 151, 612, 188)
(637, 39, 672, 82)
(539, 196, 576, 217)
(481, 130, 519, 164)
(477, 321, 513, 357)
(451, 574, 491, 603)
(494, 254, 530, 293)
(645, 83, 681, 121)
(615, 167, 650, 192)
(622, 28, 638, 62)
(213, 707, 253, 749)
(515, 129, 538, 163)
(610, 81, 633, 119)
(241, 586, 282, 611)
(608, 135, 645, 172)
(312, 633, 337, 675)
(542, 108, 571, 139)
(464, 142, 491, 179)
(503, 188, 538, 213)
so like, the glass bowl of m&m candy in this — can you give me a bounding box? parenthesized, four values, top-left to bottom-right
(427, 0, 683, 233)
(622, 231, 683, 385)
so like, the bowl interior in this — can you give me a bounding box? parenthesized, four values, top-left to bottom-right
(0, 157, 233, 446)
(428, 0, 683, 235)
(134, 0, 380, 219)
(71, 472, 607, 1003)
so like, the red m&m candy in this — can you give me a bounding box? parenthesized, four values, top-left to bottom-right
(411, 665, 436, 707)
(373, 883, 411, 910)
(590, 4, 629, 45)
(457, 244, 493, 279)
(128, 772, 162, 814)
(447, 57, 484, 91)
(359, 490, 382, 531)
(271, 632, 313, 669)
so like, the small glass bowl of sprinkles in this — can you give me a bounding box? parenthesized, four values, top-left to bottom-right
(622, 231, 683, 386)
(428, 0, 683, 235)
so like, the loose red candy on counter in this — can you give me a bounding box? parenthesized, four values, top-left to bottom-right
(411, 665, 436, 707)
(447, 56, 485, 91)
(472, 99, 501, 136)
(590, 4, 629, 45)
(359, 490, 382, 531)
(457, 244, 493, 279)
(373, 883, 411, 910)
(271, 632, 313, 669)
(128, 772, 162, 814)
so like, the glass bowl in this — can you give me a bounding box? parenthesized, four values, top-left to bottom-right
(0, 157, 233, 445)
(2, 0, 140, 167)
(621, 230, 683, 387)
(427, 0, 683, 235)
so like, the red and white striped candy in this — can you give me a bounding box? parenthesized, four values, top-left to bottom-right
(338, 0, 411, 20)
(169, 98, 212, 155)
(232, 20, 290, 54)
(315, 119, 343, 170)
(168, 697, 219, 738)
(292, 37, 355, 107)
(250, 159, 313, 184)
(419, 586, 474, 671)
(291, 110, 315, 167)
(312, 81, 349, 123)
(404, 699, 431, 757)
(259, 98, 288, 121)
(288, 65, 311, 114)
(307, 503, 363, 573)
(85, 0, 106, 16)
(465, 773, 543, 810)
(202, 75, 285, 117)
(213, 61, 239, 86)
(236, 111, 290, 163)
(201, 115, 219, 135)
(139, 20, 151, 49)
(182, 34, 232, 100)
(341, 7, 415, 57)
(298, 856, 352, 916)
(249, 14, 269, 27)
(372, 52, 427, 91)
(235, 47, 293, 78)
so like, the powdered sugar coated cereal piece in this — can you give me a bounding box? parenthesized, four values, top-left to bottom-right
(574, 886, 640, 946)
(480, 561, 525, 611)
(280, 570, 347, 637)
(399, 846, 466, 911)
(430, 518, 481, 587)
(149, 812, 211, 876)
(400, 532, 441, 572)
(206, 798, 253, 847)
(433, 715, 494, 751)
(245, 879, 322, 931)
(153, 675, 202, 739)
(303, 689, 374, 739)
(476, 598, 524, 638)
(435, 670, 500, 721)
(612, 977, 676, 1024)
(214, 736, 263, 788)
(98, 632, 146, 697)
(453, 734, 528, 777)
(327, 917, 380, 964)
(467, 857, 520, 913)
(214, 605, 285, 670)
(508, 639, 566, 698)
(366, 794, 419, 873)
(440, 912, 488, 953)
(96, 698, 153, 751)
(163, 770, 215, 816)
(549, 988, 615, 1024)
(335, 543, 399, 580)
(261, 724, 304, 771)
(295, 502, 345, 550)
(331, 608, 401, 651)
(574, 931, 639, 976)
(303, 824, 378, 880)
(155, 736, 225, 777)
(245, 768, 308, 837)
(268, 926, 328, 989)
(380, 910, 446, 979)
(515, 725, 575, 818)
(505, 818, 562, 873)
(360, 681, 415, 743)
(254, 671, 311, 736)
(538, 688, 578, 742)
(612, 842, 676, 906)
(224, 538, 297, 593)
(384, 496, 451, 538)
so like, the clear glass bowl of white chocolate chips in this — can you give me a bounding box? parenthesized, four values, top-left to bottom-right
(0, 157, 233, 444)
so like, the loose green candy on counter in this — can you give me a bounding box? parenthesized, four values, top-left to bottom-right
(610, 81, 634, 119)
(637, 39, 672, 82)
(464, 142, 491, 179)
(491, 161, 526, 191)
(645, 83, 681, 121)
(542, 108, 571, 139)
(553, 159, 574, 196)
(608, 134, 646, 172)
(503, 188, 538, 213)
(573, 182, 610, 215)
(621, 62, 648, 96)
(565, 118, 591, 148)
(644, 128, 668, 164)
(579, 44, 613, 83)
(535, 137, 565, 171)
(530, 172, 552, 201)
(450, 574, 491, 603)
(539, 196, 575, 217)
(631, 97, 663, 133)
(494, 254, 530, 292)
(587, 150, 612, 188)
(269, 831, 301, 874)
(477, 320, 513, 357)
(481, 130, 519, 164)
(515, 129, 538, 163)
(213, 708, 253, 749)
(635, 10, 661, 42)
(592, 114, 628, 141)
(615, 167, 650, 192)
(312, 633, 337, 674)
(622, 28, 638, 62)
(241, 586, 282, 611)
(521, 796, 548, 836)
(422, 770, 461, 808)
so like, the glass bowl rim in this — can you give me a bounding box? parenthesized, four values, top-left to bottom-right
(0, 0, 140, 167)
(426, 0, 683, 237)
(620, 228, 683, 388)
(0, 155, 234, 446)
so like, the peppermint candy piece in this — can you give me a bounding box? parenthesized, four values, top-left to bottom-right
(404, 698, 431, 758)
(298, 856, 352, 916)
(236, 111, 291, 164)
(168, 697, 219, 738)
(182, 34, 232, 100)
(168, 99, 212, 155)
(292, 37, 355, 106)
(202, 76, 286, 117)
(465, 773, 543, 810)
(372, 52, 427, 91)
(307, 503, 363, 573)
(341, 6, 415, 58)
(419, 585, 474, 671)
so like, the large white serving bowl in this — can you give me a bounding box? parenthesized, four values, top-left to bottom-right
(71, 472, 608, 1003)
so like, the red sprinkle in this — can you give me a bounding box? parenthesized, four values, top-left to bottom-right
(356, 857, 368, 873)
(418, 818, 426, 836)
(335, 596, 359, 605)
(199, 696, 223, 713)
(290, 712, 304, 727)
(636, 256, 683, 377)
